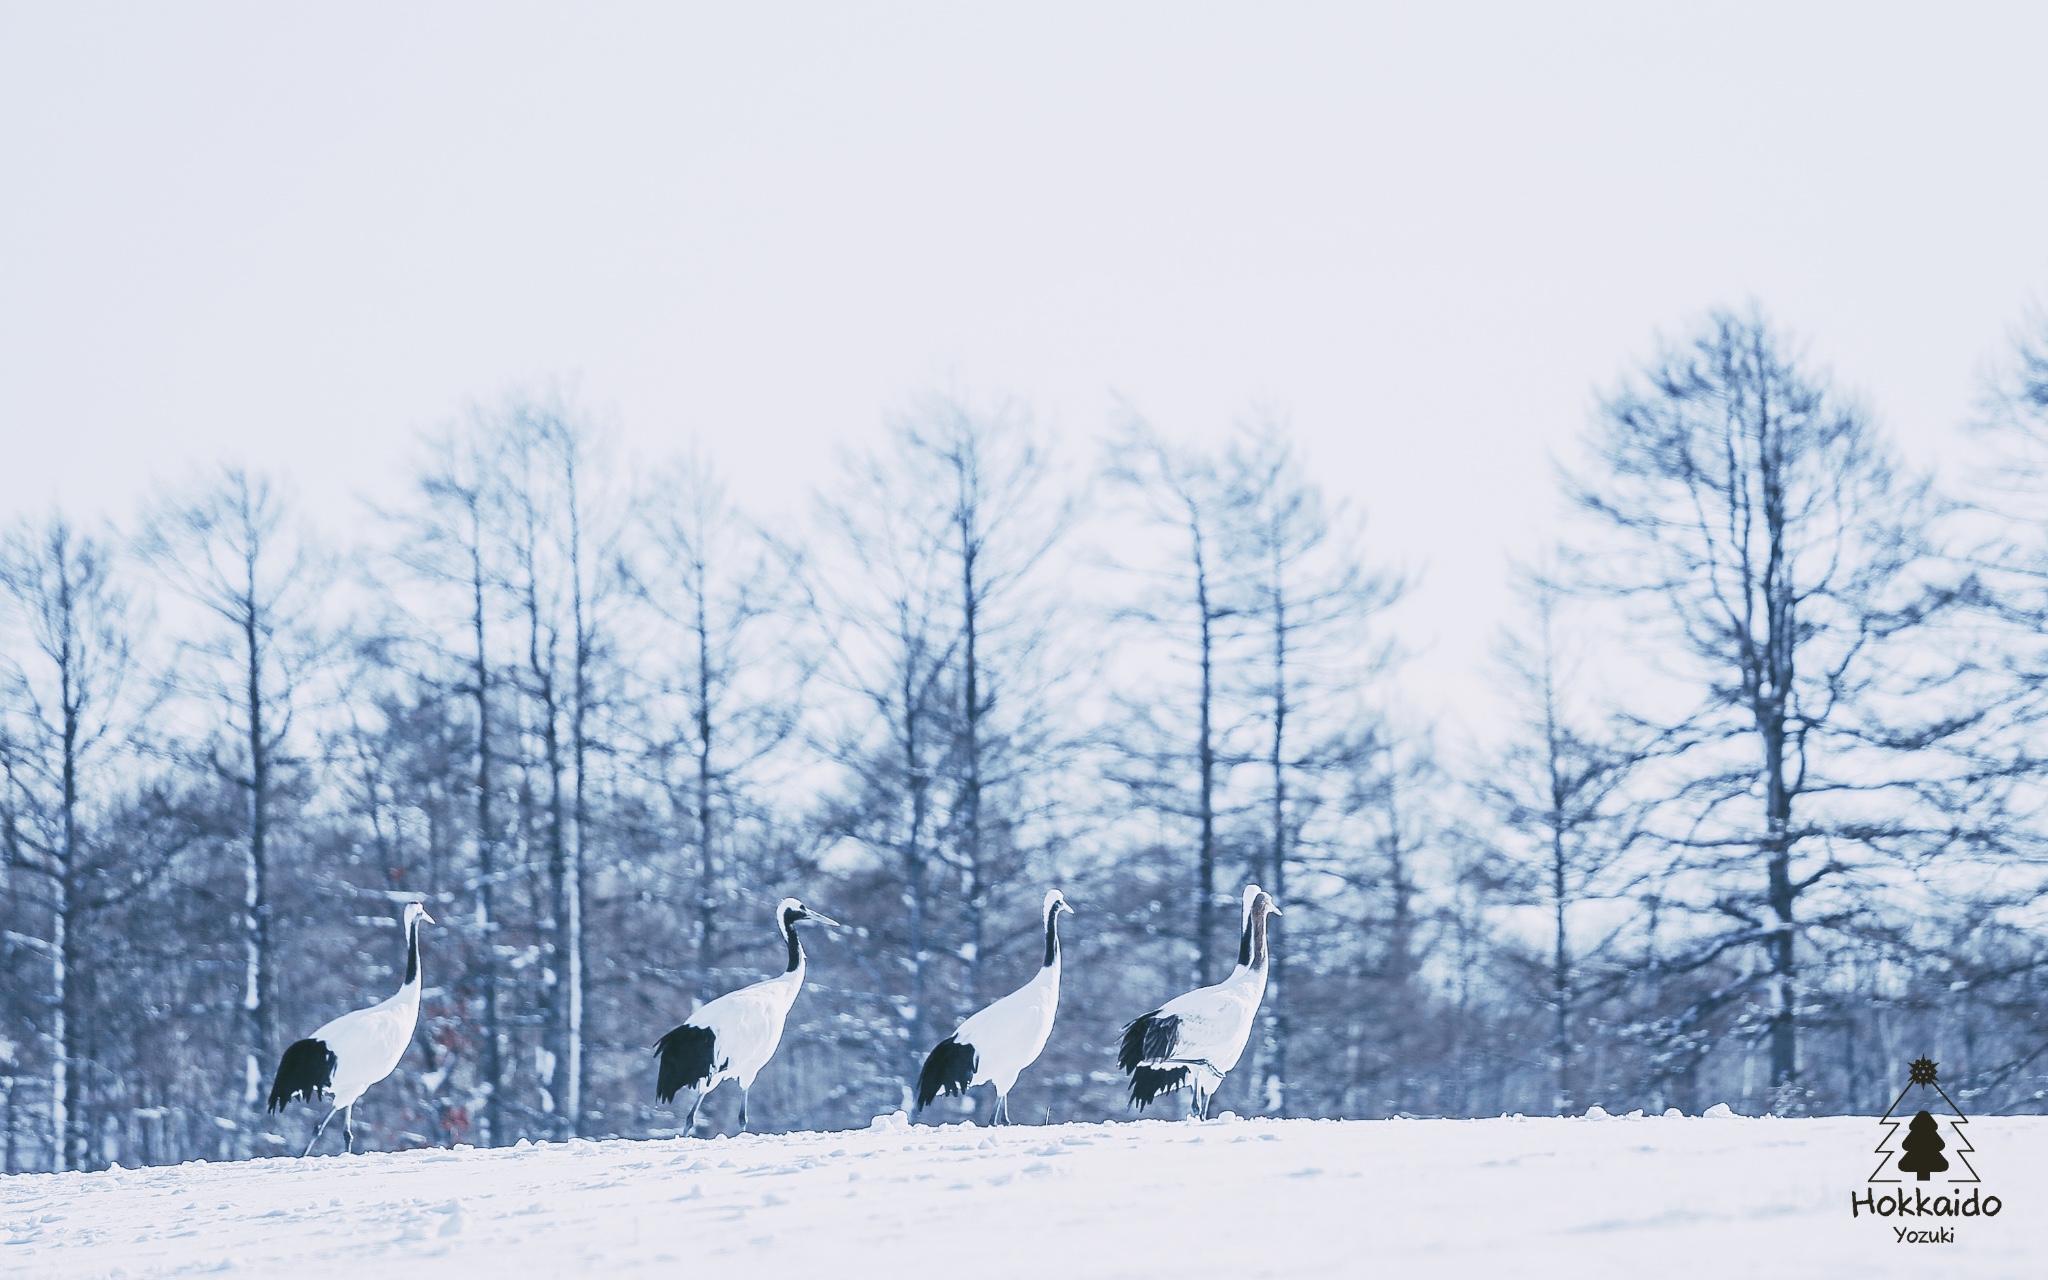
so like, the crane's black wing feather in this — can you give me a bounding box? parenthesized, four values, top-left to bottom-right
(1116, 1011, 1180, 1071)
(653, 1024, 719, 1103)
(267, 1038, 337, 1113)
(1116, 1011, 1189, 1109)
(1129, 1064, 1191, 1108)
(916, 1036, 978, 1110)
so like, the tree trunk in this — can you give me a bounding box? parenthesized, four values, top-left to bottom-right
(52, 619, 79, 1169)
(1263, 574, 1289, 1116)
(694, 562, 716, 999)
(1759, 388, 1799, 1097)
(469, 527, 505, 1147)
(1194, 528, 1219, 988)
(541, 677, 570, 1134)
(1550, 824, 1570, 1115)
(523, 541, 572, 1134)
(1542, 629, 1572, 1116)
(241, 566, 272, 1119)
(903, 661, 930, 1095)
(565, 470, 588, 1141)
(958, 500, 986, 1008)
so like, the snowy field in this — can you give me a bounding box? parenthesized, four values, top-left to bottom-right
(4, 1112, 2042, 1279)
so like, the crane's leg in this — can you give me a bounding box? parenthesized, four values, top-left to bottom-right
(739, 1088, 750, 1133)
(997, 1093, 1011, 1126)
(343, 1104, 357, 1154)
(685, 1090, 704, 1137)
(302, 1106, 339, 1158)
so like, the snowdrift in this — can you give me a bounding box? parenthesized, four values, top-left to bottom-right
(5, 1112, 2043, 1278)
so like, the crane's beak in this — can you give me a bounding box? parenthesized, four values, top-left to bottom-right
(1060, 901, 1075, 916)
(420, 907, 438, 926)
(1268, 903, 1283, 917)
(805, 910, 841, 928)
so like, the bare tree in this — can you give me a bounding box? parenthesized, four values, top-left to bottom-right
(1944, 306, 2048, 1101)
(1227, 419, 1405, 1116)
(381, 425, 513, 1145)
(1962, 305, 2048, 766)
(493, 395, 618, 1139)
(817, 442, 961, 1098)
(1567, 309, 1975, 1109)
(140, 468, 328, 1123)
(907, 398, 1072, 1009)
(627, 452, 815, 1008)
(1104, 420, 1247, 986)
(1479, 578, 1649, 1113)
(0, 518, 134, 1168)
(818, 394, 1073, 1108)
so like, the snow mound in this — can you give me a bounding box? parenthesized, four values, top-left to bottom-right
(3, 1115, 2044, 1277)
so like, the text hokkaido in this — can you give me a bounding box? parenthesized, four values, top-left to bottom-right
(1851, 1187, 2001, 1218)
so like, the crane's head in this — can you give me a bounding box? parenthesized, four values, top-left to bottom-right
(1044, 888, 1073, 918)
(1241, 884, 1265, 923)
(1251, 889, 1281, 920)
(777, 897, 841, 934)
(404, 900, 437, 928)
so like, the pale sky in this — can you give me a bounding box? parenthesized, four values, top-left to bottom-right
(4, 3, 2046, 731)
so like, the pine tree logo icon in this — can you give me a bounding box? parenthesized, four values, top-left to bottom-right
(1870, 1057, 1979, 1185)
(1897, 1111, 1947, 1181)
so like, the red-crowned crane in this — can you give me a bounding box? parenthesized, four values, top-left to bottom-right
(267, 901, 436, 1156)
(1117, 885, 1281, 1119)
(654, 897, 839, 1134)
(916, 888, 1073, 1124)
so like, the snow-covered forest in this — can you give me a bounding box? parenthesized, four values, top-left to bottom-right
(5, 306, 2048, 1174)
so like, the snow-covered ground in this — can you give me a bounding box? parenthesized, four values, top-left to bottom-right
(5, 1111, 2042, 1278)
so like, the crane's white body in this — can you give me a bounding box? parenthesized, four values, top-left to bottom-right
(312, 978, 422, 1108)
(1140, 961, 1267, 1087)
(684, 961, 804, 1093)
(951, 960, 1061, 1096)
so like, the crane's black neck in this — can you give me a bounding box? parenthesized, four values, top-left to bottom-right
(782, 911, 804, 974)
(1236, 908, 1253, 969)
(1042, 906, 1062, 968)
(404, 917, 421, 986)
(1247, 905, 1270, 972)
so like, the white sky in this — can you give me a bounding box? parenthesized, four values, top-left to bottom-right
(4, 3, 2046, 734)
